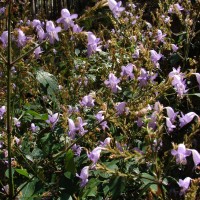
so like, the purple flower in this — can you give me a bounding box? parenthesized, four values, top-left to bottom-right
(72, 24, 83, 33)
(108, 0, 125, 18)
(165, 106, 178, 123)
(179, 112, 198, 128)
(76, 117, 87, 136)
(137, 68, 149, 87)
(46, 113, 59, 127)
(76, 166, 89, 187)
(57, 8, 78, 30)
(120, 63, 134, 79)
(132, 49, 140, 59)
(36, 26, 46, 42)
(31, 19, 42, 28)
(171, 44, 179, 52)
(192, 73, 200, 89)
(100, 137, 111, 147)
(178, 177, 191, 195)
(189, 149, 200, 166)
(71, 144, 82, 156)
(87, 32, 101, 56)
(156, 30, 166, 43)
(171, 144, 191, 165)
(0, 7, 5, 15)
(0, 31, 8, 47)
(166, 117, 176, 132)
(169, 68, 188, 98)
(174, 3, 184, 11)
(148, 111, 157, 130)
(88, 147, 102, 166)
(68, 118, 77, 139)
(104, 73, 121, 93)
(95, 111, 109, 130)
(13, 117, 21, 127)
(46, 21, 61, 44)
(168, 4, 184, 13)
(150, 50, 163, 65)
(80, 95, 95, 107)
(115, 102, 129, 115)
(34, 46, 43, 59)
(0, 106, 6, 119)
(17, 29, 27, 47)
(30, 123, 39, 132)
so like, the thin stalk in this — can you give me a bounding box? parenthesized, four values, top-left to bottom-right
(7, 1, 14, 199)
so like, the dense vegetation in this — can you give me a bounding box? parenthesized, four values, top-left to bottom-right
(0, 0, 200, 199)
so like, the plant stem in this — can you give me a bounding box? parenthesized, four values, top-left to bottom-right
(7, 1, 14, 199)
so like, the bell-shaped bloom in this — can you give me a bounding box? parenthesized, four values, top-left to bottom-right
(46, 113, 59, 127)
(36, 26, 46, 42)
(17, 29, 27, 47)
(150, 50, 163, 64)
(0, 7, 5, 14)
(179, 112, 198, 127)
(0, 31, 8, 47)
(165, 106, 178, 123)
(189, 149, 200, 166)
(148, 111, 157, 130)
(87, 32, 101, 56)
(71, 144, 82, 156)
(178, 177, 191, 195)
(57, 8, 78, 30)
(171, 144, 191, 165)
(156, 30, 166, 43)
(76, 166, 89, 187)
(169, 67, 188, 98)
(132, 49, 140, 59)
(171, 44, 178, 52)
(108, 0, 125, 17)
(76, 117, 87, 136)
(166, 117, 176, 132)
(115, 102, 129, 115)
(30, 123, 39, 132)
(68, 118, 77, 139)
(46, 21, 61, 44)
(72, 24, 83, 33)
(80, 95, 95, 107)
(13, 117, 21, 127)
(100, 137, 111, 147)
(0, 106, 6, 119)
(31, 19, 42, 28)
(95, 111, 109, 130)
(104, 73, 121, 93)
(120, 63, 134, 80)
(138, 68, 149, 87)
(34, 46, 43, 59)
(88, 147, 102, 166)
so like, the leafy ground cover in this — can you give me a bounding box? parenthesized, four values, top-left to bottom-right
(0, 0, 200, 199)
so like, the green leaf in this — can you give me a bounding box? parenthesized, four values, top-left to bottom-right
(109, 176, 126, 199)
(5, 168, 15, 178)
(36, 70, 59, 99)
(15, 169, 29, 178)
(186, 93, 200, 98)
(20, 181, 35, 199)
(64, 150, 76, 175)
